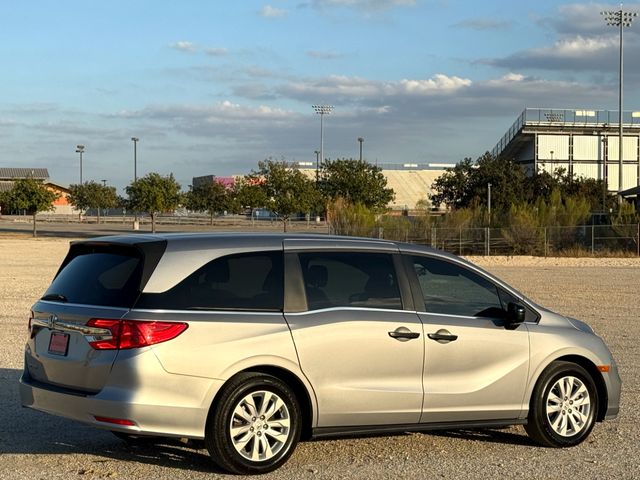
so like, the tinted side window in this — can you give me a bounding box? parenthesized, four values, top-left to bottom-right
(136, 251, 283, 311)
(44, 251, 142, 308)
(298, 252, 401, 311)
(411, 256, 502, 318)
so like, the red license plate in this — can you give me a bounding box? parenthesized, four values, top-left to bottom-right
(48, 332, 69, 356)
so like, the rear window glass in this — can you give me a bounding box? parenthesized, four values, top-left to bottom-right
(44, 251, 143, 308)
(135, 251, 283, 311)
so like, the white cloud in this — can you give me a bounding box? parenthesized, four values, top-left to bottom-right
(313, 0, 416, 11)
(204, 47, 228, 56)
(306, 50, 343, 59)
(260, 5, 288, 18)
(398, 75, 472, 94)
(169, 41, 197, 53)
(453, 18, 512, 31)
(278, 73, 472, 102)
(483, 34, 634, 72)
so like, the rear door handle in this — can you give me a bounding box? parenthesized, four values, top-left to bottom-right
(388, 327, 420, 341)
(427, 329, 458, 343)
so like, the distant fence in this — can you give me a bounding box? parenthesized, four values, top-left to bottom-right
(369, 223, 640, 256)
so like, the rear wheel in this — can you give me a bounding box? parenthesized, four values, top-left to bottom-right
(205, 372, 301, 474)
(525, 361, 598, 447)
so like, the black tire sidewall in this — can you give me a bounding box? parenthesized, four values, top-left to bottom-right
(208, 374, 301, 474)
(535, 363, 598, 447)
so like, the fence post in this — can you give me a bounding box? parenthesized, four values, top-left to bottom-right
(485, 227, 490, 256)
(431, 227, 436, 249)
(591, 225, 595, 255)
(544, 227, 547, 258)
(459, 228, 462, 256)
(637, 223, 640, 257)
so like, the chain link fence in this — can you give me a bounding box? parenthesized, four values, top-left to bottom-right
(368, 222, 640, 256)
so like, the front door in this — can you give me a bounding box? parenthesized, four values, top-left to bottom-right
(406, 254, 530, 423)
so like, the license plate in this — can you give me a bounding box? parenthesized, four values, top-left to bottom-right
(48, 332, 69, 356)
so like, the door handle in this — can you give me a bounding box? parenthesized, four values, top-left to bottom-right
(427, 329, 458, 343)
(388, 327, 420, 341)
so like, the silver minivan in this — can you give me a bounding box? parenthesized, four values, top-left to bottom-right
(20, 233, 621, 474)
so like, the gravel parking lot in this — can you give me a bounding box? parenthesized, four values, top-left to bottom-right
(1, 237, 638, 479)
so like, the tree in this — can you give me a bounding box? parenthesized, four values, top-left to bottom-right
(255, 159, 317, 232)
(431, 152, 615, 216)
(229, 177, 267, 218)
(125, 173, 182, 233)
(318, 158, 394, 211)
(68, 181, 118, 224)
(430, 153, 527, 211)
(185, 181, 230, 225)
(4, 177, 59, 237)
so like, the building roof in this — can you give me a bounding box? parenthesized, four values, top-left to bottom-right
(0, 181, 13, 192)
(0, 168, 49, 180)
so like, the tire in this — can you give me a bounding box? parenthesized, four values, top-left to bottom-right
(525, 361, 598, 448)
(205, 372, 302, 474)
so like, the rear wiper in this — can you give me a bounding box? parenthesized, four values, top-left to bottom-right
(41, 293, 68, 302)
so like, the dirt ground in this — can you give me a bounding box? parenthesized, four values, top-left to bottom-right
(0, 237, 638, 479)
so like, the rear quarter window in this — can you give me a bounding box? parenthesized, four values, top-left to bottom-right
(135, 251, 284, 311)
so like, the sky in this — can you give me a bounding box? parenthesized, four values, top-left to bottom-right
(2, 0, 640, 192)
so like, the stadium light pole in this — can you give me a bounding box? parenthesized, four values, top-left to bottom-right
(312, 105, 333, 166)
(602, 7, 637, 198)
(131, 137, 139, 181)
(75, 145, 85, 184)
(358, 137, 364, 162)
(314, 150, 321, 182)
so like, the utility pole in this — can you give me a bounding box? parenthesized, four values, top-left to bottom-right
(358, 137, 364, 162)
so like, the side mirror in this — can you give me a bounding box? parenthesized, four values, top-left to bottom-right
(506, 302, 526, 327)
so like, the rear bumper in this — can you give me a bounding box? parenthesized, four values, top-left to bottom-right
(19, 348, 224, 439)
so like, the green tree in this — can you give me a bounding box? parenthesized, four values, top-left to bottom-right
(431, 153, 527, 211)
(125, 173, 182, 233)
(255, 159, 317, 232)
(318, 159, 394, 211)
(4, 177, 59, 237)
(68, 181, 118, 224)
(229, 177, 268, 219)
(185, 181, 229, 225)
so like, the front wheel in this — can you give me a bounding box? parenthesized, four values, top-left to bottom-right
(205, 372, 301, 474)
(525, 361, 598, 447)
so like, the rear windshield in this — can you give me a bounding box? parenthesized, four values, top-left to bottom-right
(43, 246, 143, 308)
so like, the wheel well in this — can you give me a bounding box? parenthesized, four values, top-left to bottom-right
(553, 355, 608, 422)
(206, 366, 314, 440)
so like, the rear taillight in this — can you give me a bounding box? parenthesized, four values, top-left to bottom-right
(86, 319, 188, 350)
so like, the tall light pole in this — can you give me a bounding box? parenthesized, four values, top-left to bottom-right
(101, 179, 107, 186)
(487, 183, 492, 227)
(131, 137, 139, 181)
(312, 105, 333, 166)
(357, 137, 364, 162)
(75, 145, 85, 184)
(602, 7, 637, 197)
(314, 150, 321, 182)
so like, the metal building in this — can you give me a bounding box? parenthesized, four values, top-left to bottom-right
(492, 108, 640, 191)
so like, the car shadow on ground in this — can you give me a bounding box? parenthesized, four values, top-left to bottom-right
(2, 366, 535, 472)
(423, 428, 535, 446)
(0, 368, 225, 474)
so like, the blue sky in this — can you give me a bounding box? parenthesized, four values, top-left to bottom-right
(2, 0, 640, 191)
